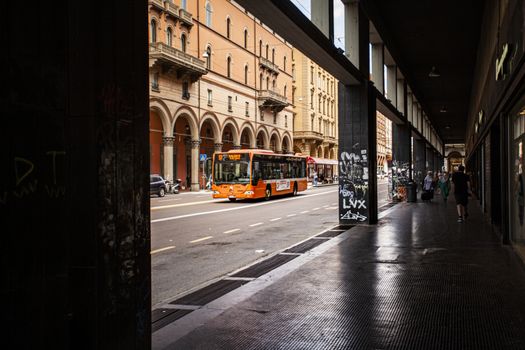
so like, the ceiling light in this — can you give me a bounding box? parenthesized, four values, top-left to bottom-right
(440, 106, 447, 113)
(445, 125, 451, 130)
(428, 66, 441, 78)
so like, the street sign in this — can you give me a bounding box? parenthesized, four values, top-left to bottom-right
(199, 154, 207, 162)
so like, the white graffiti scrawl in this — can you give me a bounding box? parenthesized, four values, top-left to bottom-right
(339, 150, 369, 222)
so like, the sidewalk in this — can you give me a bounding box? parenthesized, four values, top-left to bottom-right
(154, 194, 525, 349)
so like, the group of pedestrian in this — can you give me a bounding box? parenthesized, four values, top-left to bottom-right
(421, 165, 471, 223)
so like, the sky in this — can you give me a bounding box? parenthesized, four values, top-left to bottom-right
(289, 0, 346, 51)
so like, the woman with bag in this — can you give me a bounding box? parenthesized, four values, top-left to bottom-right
(438, 172, 450, 201)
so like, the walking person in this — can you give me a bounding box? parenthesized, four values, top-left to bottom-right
(452, 165, 471, 223)
(438, 171, 450, 202)
(422, 171, 434, 201)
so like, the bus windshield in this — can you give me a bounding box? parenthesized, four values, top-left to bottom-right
(213, 153, 251, 184)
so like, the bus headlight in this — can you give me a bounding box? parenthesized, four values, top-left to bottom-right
(244, 191, 254, 195)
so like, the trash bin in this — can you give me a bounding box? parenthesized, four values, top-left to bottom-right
(407, 181, 417, 202)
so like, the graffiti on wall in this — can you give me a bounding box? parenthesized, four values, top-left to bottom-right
(390, 160, 410, 201)
(339, 150, 368, 222)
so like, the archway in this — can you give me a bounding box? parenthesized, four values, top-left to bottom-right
(173, 115, 194, 189)
(256, 128, 269, 149)
(282, 134, 292, 154)
(240, 126, 255, 149)
(149, 110, 165, 176)
(270, 134, 278, 152)
(222, 124, 235, 152)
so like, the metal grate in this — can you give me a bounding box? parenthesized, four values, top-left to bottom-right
(151, 308, 193, 333)
(284, 238, 327, 254)
(170, 279, 248, 306)
(231, 254, 299, 278)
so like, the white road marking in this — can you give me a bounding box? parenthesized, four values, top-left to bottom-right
(152, 189, 337, 223)
(287, 214, 296, 217)
(312, 207, 320, 210)
(255, 249, 265, 253)
(156, 198, 183, 202)
(150, 246, 175, 254)
(300, 210, 310, 214)
(325, 206, 338, 210)
(249, 222, 263, 227)
(322, 205, 329, 208)
(151, 199, 222, 210)
(224, 228, 240, 234)
(270, 217, 281, 221)
(331, 202, 337, 206)
(190, 236, 213, 243)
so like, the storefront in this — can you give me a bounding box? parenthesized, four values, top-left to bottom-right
(306, 156, 338, 183)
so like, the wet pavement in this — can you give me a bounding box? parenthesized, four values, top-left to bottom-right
(154, 195, 525, 349)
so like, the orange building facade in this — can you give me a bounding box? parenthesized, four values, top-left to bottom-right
(148, 0, 293, 190)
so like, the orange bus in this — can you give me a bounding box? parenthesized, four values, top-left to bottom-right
(212, 149, 308, 201)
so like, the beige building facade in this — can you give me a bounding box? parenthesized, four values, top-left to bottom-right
(149, 0, 293, 190)
(292, 49, 338, 182)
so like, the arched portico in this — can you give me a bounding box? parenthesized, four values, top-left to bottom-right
(256, 126, 270, 150)
(240, 124, 256, 149)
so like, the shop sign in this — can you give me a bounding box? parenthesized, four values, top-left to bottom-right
(496, 43, 510, 81)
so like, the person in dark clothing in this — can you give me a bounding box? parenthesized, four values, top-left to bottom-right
(452, 165, 471, 223)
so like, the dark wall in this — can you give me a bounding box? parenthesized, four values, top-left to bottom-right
(2, 1, 150, 349)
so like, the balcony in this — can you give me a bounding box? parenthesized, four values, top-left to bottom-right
(259, 57, 279, 75)
(257, 89, 288, 113)
(325, 136, 337, 145)
(149, 42, 207, 82)
(165, 1, 179, 18)
(148, 0, 164, 11)
(293, 130, 324, 142)
(179, 8, 193, 27)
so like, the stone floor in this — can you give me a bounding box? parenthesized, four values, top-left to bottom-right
(154, 195, 525, 349)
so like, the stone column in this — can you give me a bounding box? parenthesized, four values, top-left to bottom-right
(191, 139, 201, 191)
(232, 144, 241, 150)
(162, 136, 174, 181)
(393, 121, 411, 182)
(407, 92, 413, 124)
(338, 81, 377, 225)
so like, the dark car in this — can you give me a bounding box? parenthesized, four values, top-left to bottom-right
(150, 174, 168, 197)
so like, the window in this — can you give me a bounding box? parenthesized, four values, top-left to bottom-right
(283, 56, 287, 72)
(260, 73, 263, 89)
(244, 65, 248, 84)
(292, 64, 296, 81)
(245, 102, 249, 116)
(181, 34, 187, 52)
(318, 95, 321, 112)
(182, 82, 189, 99)
(272, 48, 275, 63)
(266, 77, 269, 90)
(285, 115, 288, 127)
(310, 91, 314, 108)
(205, 1, 213, 27)
(227, 56, 231, 78)
(228, 96, 233, 112)
(310, 66, 314, 82)
(207, 89, 213, 106)
(244, 29, 248, 48)
(150, 19, 157, 43)
(259, 40, 262, 56)
(283, 85, 287, 99)
(166, 27, 172, 46)
(272, 79, 276, 90)
(205, 46, 211, 69)
(226, 18, 231, 39)
(266, 44, 269, 59)
(152, 72, 159, 90)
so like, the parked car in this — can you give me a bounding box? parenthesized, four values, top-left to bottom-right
(150, 174, 168, 197)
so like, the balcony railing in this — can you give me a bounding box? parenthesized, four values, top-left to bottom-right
(259, 57, 279, 74)
(148, 0, 164, 11)
(149, 42, 207, 81)
(293, 130, 324, 141)
(257, 89, 288, 113)
(165, 1, 179, 18)
(179, 8, 193, 26)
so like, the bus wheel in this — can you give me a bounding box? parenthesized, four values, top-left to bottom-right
(293, 182, 298, 196)
(229, 198, 236, 202)
(264, 186, 271, 200)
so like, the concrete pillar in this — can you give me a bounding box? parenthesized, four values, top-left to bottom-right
(163, 136, 174, 181)
(191, 139, 201, 191)
(371, 44, 384, 94)
(311, 0, 332, 39)
(338, 81, 377, 225)
(393, 122, 411, 181)
(407, 93, 413, 124)
(414, 139, 426, 188)
(386, 65, 397, 105)
(397, 79, 405, 115)
(344, 0, 359, 68)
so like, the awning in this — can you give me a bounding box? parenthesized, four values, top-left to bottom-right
(306, 156, 338, 165)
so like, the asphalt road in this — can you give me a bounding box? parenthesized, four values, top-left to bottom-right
(150, 178, 392, 307)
